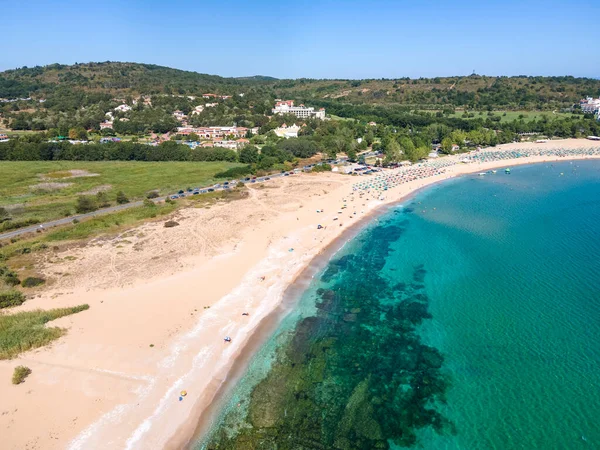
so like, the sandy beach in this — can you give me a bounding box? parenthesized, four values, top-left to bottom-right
(2, 138, 600, 450)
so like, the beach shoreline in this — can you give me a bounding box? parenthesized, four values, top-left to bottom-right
(2, 138, 600, 450)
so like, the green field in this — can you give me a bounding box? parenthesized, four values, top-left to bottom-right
(0, 161, 243, 226)
(446, 110, 572, 123)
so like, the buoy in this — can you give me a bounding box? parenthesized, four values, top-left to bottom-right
(180, 390, 187, 397)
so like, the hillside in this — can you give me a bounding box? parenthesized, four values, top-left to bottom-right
(1, 62, 599, 110)
(0, 62, 276, 98)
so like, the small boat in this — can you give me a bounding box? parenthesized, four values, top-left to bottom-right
(478, 172, 486, 176)
(224, 336, 232, 342)
(505, 168, 511, 174)
(492, 170, 497, 173)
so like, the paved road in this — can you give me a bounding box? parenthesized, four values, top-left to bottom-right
(0, 170, 297, 241)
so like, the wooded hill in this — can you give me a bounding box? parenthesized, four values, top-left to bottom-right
(1, 62, 599, 110)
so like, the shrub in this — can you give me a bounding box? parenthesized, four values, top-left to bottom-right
(0, 290, 25, 309)
(312, 163, 332, 173)
(0, 266, 20, 286)
(12, 366, 31, 385)
(143, 199, 156, 208)
(164, 220, 179, 228)
(116, 191, 129, 204)
(146, 190, 160, 199)
(0, 207, 10, 222)
(21, 277, 46, 288)
(96, 191, 110, 208)
(1, 218, 40, 232)
(215, 165, 253, 179)
(75, 196, 98, 214)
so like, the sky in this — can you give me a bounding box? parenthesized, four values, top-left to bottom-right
(1, 0, 598, 79)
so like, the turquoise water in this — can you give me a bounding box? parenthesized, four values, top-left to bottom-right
(200, 161, 600, 449)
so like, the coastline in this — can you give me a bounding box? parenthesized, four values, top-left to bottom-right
(1, 139, 599, 450)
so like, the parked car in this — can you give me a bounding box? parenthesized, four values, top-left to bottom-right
(170, 195, 178, 200)
(208, 188, 215, 192)
(178, 190, 184, 194)
(265, 177, 271, 180)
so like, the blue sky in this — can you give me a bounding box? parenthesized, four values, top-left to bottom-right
(2, 0, 598, 79)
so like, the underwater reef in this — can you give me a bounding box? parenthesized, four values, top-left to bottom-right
(207, 219, 453, 449)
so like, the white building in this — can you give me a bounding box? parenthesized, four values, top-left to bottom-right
(580, 97, 600, 114)
(274, 123, 301, 138)
(272, 100, 325, 120)
(114, 104, 132, 112)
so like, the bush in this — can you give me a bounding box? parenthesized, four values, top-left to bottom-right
(116, 190, 129, 204)
(164, 220, 179, 228)
(146, 191, 160, 199)
(12, 366, 31, 385)
(143, 199, 156, 208)
(312, 163, 332, 173)
(0, 290, 25, 309)
(1, 218, 40, 232)
(96, 191, 110, 208)
(75, 196, 98, 214)
(215, 165, 253, 179)
(21, 277, 46, 288)
(0, 266, 20, 286)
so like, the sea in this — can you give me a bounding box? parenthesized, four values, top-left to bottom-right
(196, 160, 600, 450)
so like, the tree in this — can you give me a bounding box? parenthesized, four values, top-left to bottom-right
(384, 139, 402, 164)
(405, 146, 429, 163)
(239, 145, 259, 164)
(68, 128, 78, 140)
(116, 191, 129, 204)
(440, 137, 453, 154)
(75, 196, 98, 213)
(346, 147, 358, 161)
(188, 132, 199, 141)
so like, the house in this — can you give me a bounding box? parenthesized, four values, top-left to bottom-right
(173, 110, 187, 121)
(202, 93, 218, 99)
(221, 95, 232, 100)
(191, 105, 205, 115)
(0, 133, 9, 142)
(100, 121, 114, 130)
(451, 144, 460, 152)
(368, 121, 377, 126)
(114, 104, 132, 112)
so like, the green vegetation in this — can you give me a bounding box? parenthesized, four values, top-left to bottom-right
(12, 365, 31, 384)
(21, 277, 45, 288)
(311, 163, 332, 172)
(0, 305, 89, 359)
(0, 160, 243, 227)
(0, 290, 25, 309)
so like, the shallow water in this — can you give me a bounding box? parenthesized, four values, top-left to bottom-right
(197, 160, 600, 449)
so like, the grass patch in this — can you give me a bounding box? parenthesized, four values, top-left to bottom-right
(12, 365, 31, 384)
(0, 305, 89, 359)
(0, 189, 249, 263)
(0, 161, 244, 228)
